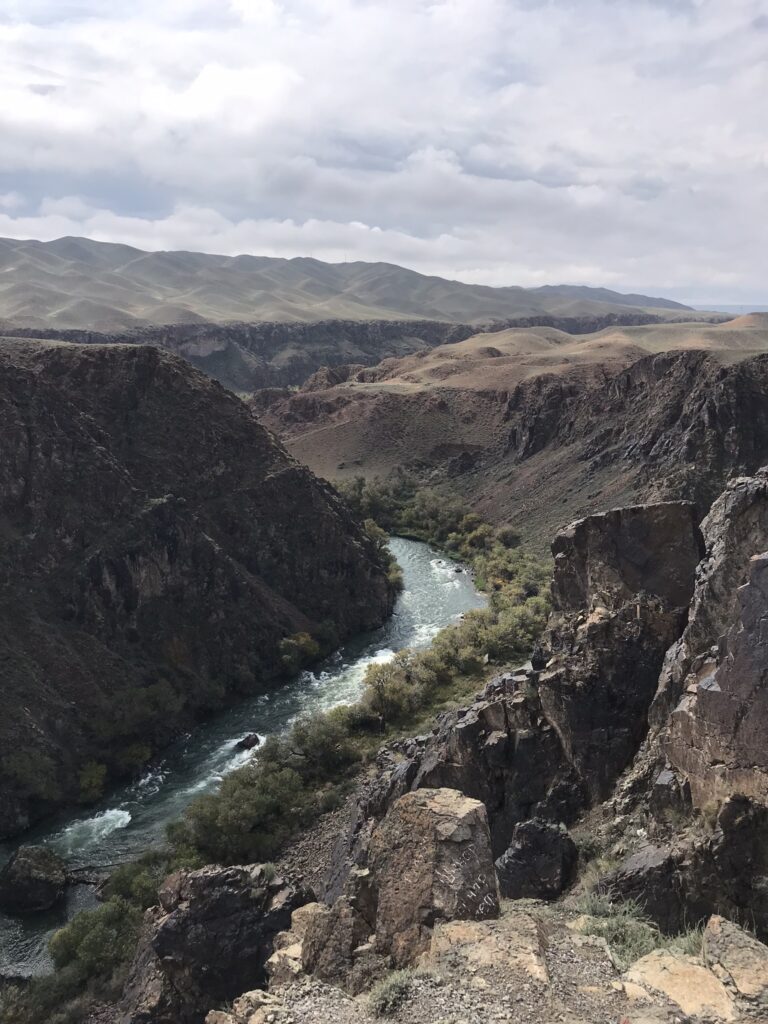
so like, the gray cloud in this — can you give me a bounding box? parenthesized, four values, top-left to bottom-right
(0, 0, 767, 302)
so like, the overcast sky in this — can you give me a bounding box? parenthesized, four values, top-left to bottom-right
(1, 0, 767, 302)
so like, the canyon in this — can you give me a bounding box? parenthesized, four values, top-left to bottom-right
(0, 339, 396, 840)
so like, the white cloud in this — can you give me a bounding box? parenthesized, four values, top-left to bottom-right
(0, 0, 766, 301)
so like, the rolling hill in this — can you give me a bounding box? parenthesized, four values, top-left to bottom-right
(0, 235, 692, 331)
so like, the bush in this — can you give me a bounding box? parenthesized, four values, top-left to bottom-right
(78, 761, 107, 803)
(369, 969, 414, 1016)
(49, 898, 142, 978)
(279, 632, 321, 674)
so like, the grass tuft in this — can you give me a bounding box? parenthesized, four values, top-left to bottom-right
(369, 970, 414, 1017)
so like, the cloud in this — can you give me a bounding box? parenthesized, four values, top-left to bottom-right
(0, 0, 767, 302)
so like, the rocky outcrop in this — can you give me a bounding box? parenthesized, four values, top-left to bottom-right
(538, 503, 703, 804)
(0, 846, 67, 914)
(651, 471, 768, 729)
(494, 820, 577, 899)
(327, 502, 702, 901)
(667, 552, 768, 808)
(643, 473, 768, 811)
(602, 796, 768, 938)
(121, 864, 309, 1024)
(301, 789, 499, 993)
(0, 340, 395, 838)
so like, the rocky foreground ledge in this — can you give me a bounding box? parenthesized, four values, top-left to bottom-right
(113, 474, 768, 1024)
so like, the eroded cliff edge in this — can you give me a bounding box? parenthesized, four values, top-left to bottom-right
(0, 340, 396, 839)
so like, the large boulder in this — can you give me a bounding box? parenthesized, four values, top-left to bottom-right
(121, 864, 310, 1024)
(367, 788, 499, 966)
(0, 846, 67, 914)
(304, 789, 499, 991)
(494, 819, 577, 899)
(703, 915, 768, 1009)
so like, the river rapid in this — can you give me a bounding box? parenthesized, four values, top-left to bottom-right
(0, 538, 485, 977)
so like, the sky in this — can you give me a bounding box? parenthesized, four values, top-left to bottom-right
(1, 0, 767, 303)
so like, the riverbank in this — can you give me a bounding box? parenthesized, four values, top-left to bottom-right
(0, 540, 485, 981)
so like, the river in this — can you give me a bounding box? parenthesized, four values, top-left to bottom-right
(0, 538, 485, 977)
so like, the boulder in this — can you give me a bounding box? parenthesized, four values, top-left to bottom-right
(424, 913, 549, 985)
(598, 845, 686, 935)
(0, 846, 67, 914)
(305, 789, 499, 991)
(120, 864, 310, 1024)
(494, 819, 577, 899)
(703, 915, 768, 1007)
(235, 733, 260, 751)
(367, 788, 500, 966)
(625, 950, 736, 1021)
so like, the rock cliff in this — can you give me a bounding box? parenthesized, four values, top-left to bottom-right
(0, 340, 395, 838)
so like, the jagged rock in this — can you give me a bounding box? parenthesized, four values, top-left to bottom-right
(666, 551, 768, 809)
(602, 798, 768, 938)
(267, 902, 323, 988)
(301, 896, 383, 995)
(0, 845, 67, 914)
(651, 470, 768, 730)
(598, 845, 685, 934)
(625, 950, 736, 1021)
(204, 990, 283, 1024)
(494, 819, 577, 899)
(539, 502, 703, 804)
(703, 915, 768, 1007)
(121, 864, 309, 1024)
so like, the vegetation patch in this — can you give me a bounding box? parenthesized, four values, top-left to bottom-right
(369, 969, 415, 1016)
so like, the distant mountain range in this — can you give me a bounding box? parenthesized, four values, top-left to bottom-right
(0, 235, 691, 331)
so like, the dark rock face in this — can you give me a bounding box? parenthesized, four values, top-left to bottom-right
(121, 865, 309, 1024)
(641, 473, 768, 811)
(667, 552, 768, 808)
(651, 471, 768, 730)
(603, 797, 768, 940)
(0, 846, 67, 914)
(538, 503, 703, 804)
(494, 820, 577, 899)
(0, 340, 395, 838)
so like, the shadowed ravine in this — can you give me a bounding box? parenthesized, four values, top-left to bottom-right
(0, 538, 485, 977)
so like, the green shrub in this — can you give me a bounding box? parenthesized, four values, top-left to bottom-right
(78, 761, 107, 803)
(369, 969, 414, 1016)
(49, 897, 142, 978)
(575, 893, 662, 969)
(279, 632, 322, 674)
